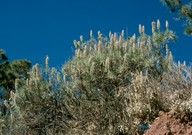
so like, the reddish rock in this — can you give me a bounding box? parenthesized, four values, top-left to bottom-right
(144, 111, 192, 135)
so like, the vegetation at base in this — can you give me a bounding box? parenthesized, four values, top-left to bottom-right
(0, 20, 192, 135)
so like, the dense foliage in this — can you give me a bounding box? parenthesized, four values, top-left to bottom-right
(0, 50, 31, 115)
(1, 20, 192, 135)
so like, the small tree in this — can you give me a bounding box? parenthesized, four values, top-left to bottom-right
(0, 50, 31, 134)
(161, 0, 192, 35)
(0, 50, 31, 115)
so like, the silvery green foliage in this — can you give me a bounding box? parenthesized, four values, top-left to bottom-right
(62, 20, 177, 134)
(0, 90, 23, 135)
(2, 20, 183, 135)
(13, 63, 76, 135)
(64, 20, 176, 95)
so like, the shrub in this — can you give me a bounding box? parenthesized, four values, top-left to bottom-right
(62, 20, 177, 134)
(3, 20, 192, 135)
(13, 61, 79, 135)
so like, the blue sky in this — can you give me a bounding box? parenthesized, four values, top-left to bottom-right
(0, 0, 191, 68)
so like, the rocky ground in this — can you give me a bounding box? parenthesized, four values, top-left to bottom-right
(144, 111, 192, 135)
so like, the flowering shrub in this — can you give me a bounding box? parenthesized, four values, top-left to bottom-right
(1, 20, 192, 135)
(62, 20, 177, 134)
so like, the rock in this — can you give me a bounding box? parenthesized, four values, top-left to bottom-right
(144, 111, 192, 135)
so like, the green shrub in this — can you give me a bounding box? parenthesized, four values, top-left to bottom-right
(3, 20, 192, 135)
(13, 62, 78, 135)
(62, 20, 177, 134)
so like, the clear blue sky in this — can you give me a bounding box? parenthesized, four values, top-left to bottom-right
(0, 0, 191, 67)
